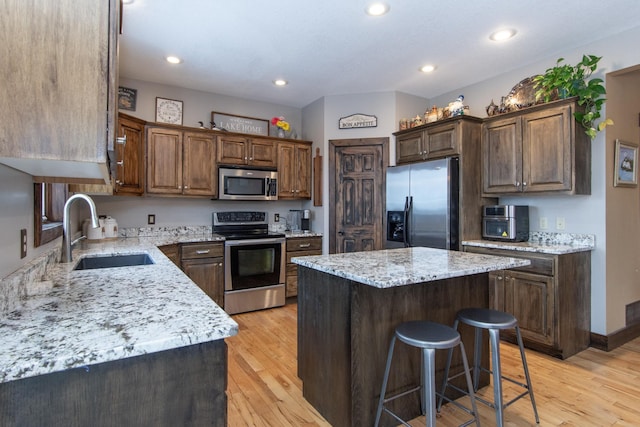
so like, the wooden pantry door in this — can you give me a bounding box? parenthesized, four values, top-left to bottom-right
(329, 138, 389, 253)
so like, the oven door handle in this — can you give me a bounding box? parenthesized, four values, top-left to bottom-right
(224, 237, 285, 246)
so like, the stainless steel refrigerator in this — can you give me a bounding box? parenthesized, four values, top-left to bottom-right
(385, 157, 459, 250)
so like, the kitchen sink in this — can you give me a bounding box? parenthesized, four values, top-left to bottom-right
(73, 253, 155, 270)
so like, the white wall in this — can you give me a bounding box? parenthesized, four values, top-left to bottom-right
(119, 77, 303, 137)
(0, 165, 61, 278)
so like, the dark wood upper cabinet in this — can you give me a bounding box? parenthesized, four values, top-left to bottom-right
(217, 135, 277, 168)
(114, 113, 146, 195)
(482, 98, 591, 195)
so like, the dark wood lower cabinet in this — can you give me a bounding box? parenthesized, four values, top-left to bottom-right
(0, 340, 227, 427)
(465, 245, 591, 359)
(297, 267, 490, 427)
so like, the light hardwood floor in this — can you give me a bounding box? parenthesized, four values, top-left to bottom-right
(227, 302, 640, 426)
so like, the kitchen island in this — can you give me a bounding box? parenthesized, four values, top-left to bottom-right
(293, 247, 530, 427)
(0, 236, 237, 426)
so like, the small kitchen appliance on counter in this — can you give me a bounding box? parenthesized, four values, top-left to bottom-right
(213, 211, 286, 314)
(482, 205, 529, 242)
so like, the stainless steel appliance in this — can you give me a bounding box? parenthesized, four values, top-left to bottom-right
(213, 211, 285, 314)
(218, 167, 278, 201)
(385, 157, 459, 250)
(482, 205, 529, 242)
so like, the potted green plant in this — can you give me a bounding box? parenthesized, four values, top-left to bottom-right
(533, 55, 613, 139)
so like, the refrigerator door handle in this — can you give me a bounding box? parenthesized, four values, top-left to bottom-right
(405, 196, 413, 247)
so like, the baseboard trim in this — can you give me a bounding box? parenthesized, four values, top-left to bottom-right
(590, 322, 640, 351)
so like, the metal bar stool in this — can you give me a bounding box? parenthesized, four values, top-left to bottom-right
(374, 320, 481, 427)
(438, 308, 540, 426)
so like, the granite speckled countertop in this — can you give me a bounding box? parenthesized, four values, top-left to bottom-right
(0, 235, 237, 384)
(292, 247, 530, 288)
(462, 232, 595, 255)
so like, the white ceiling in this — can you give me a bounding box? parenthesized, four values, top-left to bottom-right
(119, 0, 640, 109)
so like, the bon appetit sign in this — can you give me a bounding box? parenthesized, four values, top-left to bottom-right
(338, 113, 378, 129)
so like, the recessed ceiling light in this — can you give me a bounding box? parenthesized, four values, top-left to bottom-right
(166, 56, 181, 64)
(366, 3, 390, 16)
(489, 28, 517, 42)
(420, 64, 436, 73)
(273, 79, 288, 86)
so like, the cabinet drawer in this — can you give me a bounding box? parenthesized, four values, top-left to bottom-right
(286, 249, 322, 264)
(181, 242, 224, 259)
(286, 237, 322, 252)
(464, 245, 555, 276)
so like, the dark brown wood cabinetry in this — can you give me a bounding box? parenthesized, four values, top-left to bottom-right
(285, 236, 322, 297)
(464, 245, 591, 359)
(181, 242, 225, 307)
(217, 135, 278, 168)
(278, 141, 312, 199)
(482, 97, 591, 195)
(0, 0, 119, 183)
(146, 127, 217, 197)
(114, 113, 146, 195)
(395, 117, 471, 164)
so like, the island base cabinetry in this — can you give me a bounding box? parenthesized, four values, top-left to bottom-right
(297, 267, 489, 427)
(466, 246, 591, 359)
(0, 340, 228, 427)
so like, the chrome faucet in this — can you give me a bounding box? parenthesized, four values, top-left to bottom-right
(61, 194, 99, 263)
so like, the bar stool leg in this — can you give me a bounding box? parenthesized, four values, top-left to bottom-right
(488, 328, 504, 427)
(437, 320, 457, 413)
(375, 336, 397, 427)
(472, 326, 483, 391)
(515, 326, 540, 423)
(459, 341, 482, 427)
(423, 348, 437, 427)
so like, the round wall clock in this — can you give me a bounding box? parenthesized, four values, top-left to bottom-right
(155, 97, 183, 125)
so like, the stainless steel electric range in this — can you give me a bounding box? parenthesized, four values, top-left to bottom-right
(213, 211, 285, 314)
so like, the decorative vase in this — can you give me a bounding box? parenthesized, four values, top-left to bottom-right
(277, 128, 285, 138)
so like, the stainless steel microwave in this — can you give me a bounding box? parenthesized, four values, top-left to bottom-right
(219, 167, 278, 201)
(482, 205, 529, 242)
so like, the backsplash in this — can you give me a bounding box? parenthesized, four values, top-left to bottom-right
(120, 225, 213, 238)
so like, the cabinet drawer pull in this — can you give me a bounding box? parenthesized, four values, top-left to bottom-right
(298, 243, 311, 248)
(116, 160, 124, 166)
(116, 135, 127, 145)
(196, 249, 210, 254)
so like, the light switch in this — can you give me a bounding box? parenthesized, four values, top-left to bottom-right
(556, 217, 565, 230)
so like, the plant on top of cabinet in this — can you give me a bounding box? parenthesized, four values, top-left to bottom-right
(533, 55, 613, 139)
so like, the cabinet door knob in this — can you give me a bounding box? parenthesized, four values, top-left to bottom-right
(497, 276, 503, 280)
(244, 156, 248, 160)
(178, 185, 182, 189)
(249, 157, 253, 160)
(515, 181, 520, 187)
(523, 181, 527, 187)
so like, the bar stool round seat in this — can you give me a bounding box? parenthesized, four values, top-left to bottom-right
(457, 307, 518, 330)
(375, 320, 481, 427)
(439, 308, 540, 427)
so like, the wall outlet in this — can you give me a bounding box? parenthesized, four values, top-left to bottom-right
(20, 229, 27, 258)
(148, 214, 156, 225)
(274, 213, 280, 222)
(539, 217, 548, 230)
(556, 217, 566, 230)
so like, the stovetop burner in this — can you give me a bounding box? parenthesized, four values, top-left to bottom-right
(212, 211, 285, 240)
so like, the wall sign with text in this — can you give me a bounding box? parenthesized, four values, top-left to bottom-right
(338, 113, 377, 129)
(211, 112, 269, 136)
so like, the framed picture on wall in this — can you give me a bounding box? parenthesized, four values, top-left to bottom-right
(614, 139, 638, 187)
(155, 97, 183, 125)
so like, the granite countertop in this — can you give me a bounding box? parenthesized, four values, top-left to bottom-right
(292, 247, 530, 288)
(0, 236, 238, 384)
(462, 232, 595, 255)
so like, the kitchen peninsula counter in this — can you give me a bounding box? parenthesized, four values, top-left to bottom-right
(0, 235, 236, 426)
(293, 247, 529, 427)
